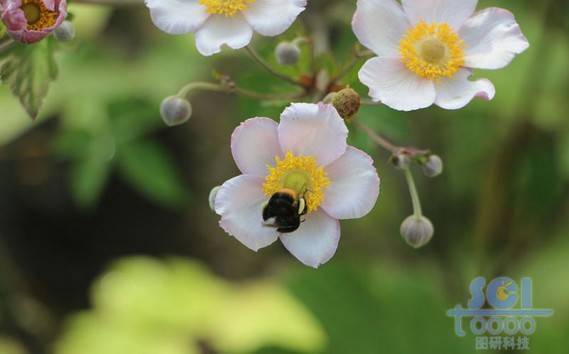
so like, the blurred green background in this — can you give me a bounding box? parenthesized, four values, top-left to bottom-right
(1, 0, 568, 353)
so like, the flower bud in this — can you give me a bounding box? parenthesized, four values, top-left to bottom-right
(332, 88, 360, 120)
(422, 155, 443, 178)
(208, 186, 221, 212)
(390, 153, 411, 170)
(160, 96, 192, 127)
(275, 41, 301, 66)
(400, 215, 434, 249)
(53, 20, 75, 41)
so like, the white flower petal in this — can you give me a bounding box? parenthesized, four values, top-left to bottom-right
(322, 147, 380, 220)
(280, 210, 340, 268)
(460, 7, 529, 70)
(243, 0, 306, 37)
(435, 69, 495, 110)
(231, 118, 281, 176)
(215, 175, 279, 251)
(145, 0, 209, 35)
(278, 103, 348, 166)
(195, 14, 253, 56)
(352, 0, 410, 57)
(402, 0, 477, 30)
(359, 57, 436, 111)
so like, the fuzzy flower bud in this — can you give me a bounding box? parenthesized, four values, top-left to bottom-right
(160, 96, 192, 127)
(390, 152, 411, 170)
(400, 215, 434, 249)
(275, 41, 300, 66)
(422, 155, 443, 178)
(53, 20, 75, 41)
(208, 186, 220, 212)
(332, 88, 360, 120)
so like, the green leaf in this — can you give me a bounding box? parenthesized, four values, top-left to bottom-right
(116, 140, 189, 208)
(0, 23, 6, 39)
(70, 137, 114, 208)
(107, 97, 162, 143)
(0, 38, 58, 119)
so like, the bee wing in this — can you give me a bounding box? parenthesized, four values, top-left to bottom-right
(262, 217, 278, 228)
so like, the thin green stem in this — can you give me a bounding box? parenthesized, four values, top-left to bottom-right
(178, 81, 303, 102)
(331, 46, 373, 84)
(178, 82, 227, 98)
(356, 119, 426, 217)
(405, 168, 423, 217)
(244, 45, 302, 87)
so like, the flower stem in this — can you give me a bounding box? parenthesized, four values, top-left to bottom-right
(355, 119, 431, 159)
(178, 81, 303, 101)
(331, 45, 373, 84)
(354, 119, 399, 154)
(404, 168, 423, 217)
(178, 82, 227, 98)
(244, 45, 302, 87)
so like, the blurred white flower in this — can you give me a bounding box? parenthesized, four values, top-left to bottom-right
(145, 0, 306, 56)
(214, 103, 380, 268)
(352, 0, 529, 111)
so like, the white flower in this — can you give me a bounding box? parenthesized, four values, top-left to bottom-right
(352, 0, 529, 111)
(214, 103, 380, 268)
(145, 0, 307, 56)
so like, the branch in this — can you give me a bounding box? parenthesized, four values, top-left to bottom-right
(177, 80, 305, 102)
(354, 119, 430, 158)
(244, 45, 303, 87)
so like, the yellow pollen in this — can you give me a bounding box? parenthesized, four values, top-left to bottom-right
(399, 21, 465, 80)
(20, 0, 59, 31)
(263, 152, 330, 213)
(199, 0, 256, 17)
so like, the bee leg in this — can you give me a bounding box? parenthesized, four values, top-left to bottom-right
(298, 198, 306, 215)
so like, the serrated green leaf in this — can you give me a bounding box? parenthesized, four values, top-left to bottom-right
(0, 38, 58, 120)
(116, 140, 189, 208)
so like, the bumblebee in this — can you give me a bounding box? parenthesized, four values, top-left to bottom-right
(262, 188, 307, 233)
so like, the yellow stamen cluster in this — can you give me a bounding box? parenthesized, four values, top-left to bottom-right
(199, 0, 256, 17)
(399, 21, 465, 80)
(21, 0, 59, 31)
(263, 152, 330, 213)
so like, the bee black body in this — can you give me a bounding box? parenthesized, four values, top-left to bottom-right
(262, 190, 306, 233)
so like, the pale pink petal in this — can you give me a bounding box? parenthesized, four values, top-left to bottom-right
(195, 14, 253, 56)
(459, 7, 529, 70)
(322, 147, 380, 220)
(359, 57, 436, 111)
(231, 118, 282, 177)
(278, 103, 348, 166)
(402, 0, 477, 30)
(2, 7, 26, 33)
(435, 69, 495, 110)
(279, 209, 340, 268)
(243, 0, 306, 36)
(145, 0, 209, 35)
(352, 0, 410, 57)
(215, 175, 279, 251)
